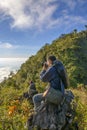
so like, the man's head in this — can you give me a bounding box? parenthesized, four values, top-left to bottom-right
(29, 81, 33, 84)
(47, 55, 56, 66)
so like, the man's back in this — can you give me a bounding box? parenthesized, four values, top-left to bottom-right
(29, 82, 36, 90)
(40, 66, 62, 91)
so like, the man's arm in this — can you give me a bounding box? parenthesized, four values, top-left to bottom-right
(40, 67, 54, 82)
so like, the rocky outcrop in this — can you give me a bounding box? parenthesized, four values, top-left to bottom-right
(27, 90, 76, 130)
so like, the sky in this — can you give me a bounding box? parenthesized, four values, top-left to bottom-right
(0, 0, 87, 58)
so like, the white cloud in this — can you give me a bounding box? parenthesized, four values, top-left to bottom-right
(61, 0, 76, 10)
(0, 42, 19, 49)
(0, 67, 10, 82)
(47, 14, 87, 30)
(0, 42, 42, 53)
(0, 0, 58, 29)
(0, 43, 12, 49)
(0, 58, 27, 82)
(0, 0, 87, 30)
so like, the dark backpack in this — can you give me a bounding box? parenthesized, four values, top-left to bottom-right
(54, 61, 69, 89)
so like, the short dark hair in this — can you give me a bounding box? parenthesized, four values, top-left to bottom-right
(48, 55, 56, 63)
(29, 81, 33, 84)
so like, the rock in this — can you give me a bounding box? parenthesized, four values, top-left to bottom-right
(32, 103, 66, 130)
(27, 90, 76, 130)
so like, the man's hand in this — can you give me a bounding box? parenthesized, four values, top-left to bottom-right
(43, 90, 48, 97)
(42, 62, 48, 70)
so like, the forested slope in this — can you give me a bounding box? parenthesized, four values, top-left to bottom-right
(0, 30, 87, 130)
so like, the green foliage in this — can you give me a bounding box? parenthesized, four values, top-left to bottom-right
(1, 30, 87, 88)
(72, 88, 87, 130)
(0, 30, 87, 129)
(0, 87, 33, 130)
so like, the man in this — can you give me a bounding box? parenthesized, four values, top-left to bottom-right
(23, 81, 37, 100)
(33, 55, 65, 111)
(28, 81, 37, 98)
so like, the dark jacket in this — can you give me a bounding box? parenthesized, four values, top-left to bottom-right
(29, 83, 36, 90)
(40, 65, 65, 94)
(28, 82, 37, 96)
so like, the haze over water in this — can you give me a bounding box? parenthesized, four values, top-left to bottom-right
(0, 58, 27, 82)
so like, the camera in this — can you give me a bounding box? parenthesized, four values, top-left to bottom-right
(42, 62, 48, 68)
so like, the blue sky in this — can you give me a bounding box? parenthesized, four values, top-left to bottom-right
(0, 0, 87, 58)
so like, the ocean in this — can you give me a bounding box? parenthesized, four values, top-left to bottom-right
(0, 58, 27, 82)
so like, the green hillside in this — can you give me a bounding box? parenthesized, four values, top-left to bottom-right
(1, 30, 87, 89)
(0, 30, 87, 130)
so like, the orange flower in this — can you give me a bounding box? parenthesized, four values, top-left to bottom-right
(15, 100, 20, 104)
(8, 105, 17, 116)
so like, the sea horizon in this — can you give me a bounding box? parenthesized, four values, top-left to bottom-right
(0, 57, 28, 82)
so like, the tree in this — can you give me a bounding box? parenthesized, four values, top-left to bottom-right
(9, 71, 14, 77)
(73, 29, 77, 33)
(59, 34, 66, 38)
(85, 25, 87, 30)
